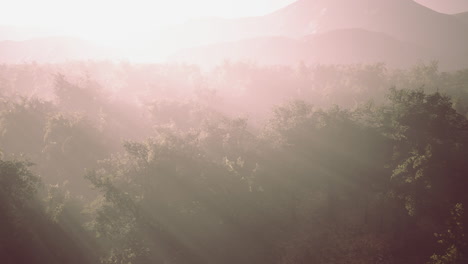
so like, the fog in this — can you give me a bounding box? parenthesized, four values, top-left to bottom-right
(1, 1, 468, 264)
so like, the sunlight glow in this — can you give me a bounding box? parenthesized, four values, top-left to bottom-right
(1, 0, 295, 46)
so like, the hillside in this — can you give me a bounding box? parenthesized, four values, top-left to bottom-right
(171, 28, 428, 68)
(166, 0, 468, 69)
(455, 11, 468, 25)
(415, 0, 468, 14)
(2, 0, 468, 68)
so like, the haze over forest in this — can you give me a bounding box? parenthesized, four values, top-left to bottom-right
(1, 1, 468, 263)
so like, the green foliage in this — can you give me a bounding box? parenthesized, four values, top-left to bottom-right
(429, 204, 467, 264)
(0, 97, 55, 156)
(0, 159, 40, 208)
(2, 62, 468, 263)
(0, 158, 97, 264)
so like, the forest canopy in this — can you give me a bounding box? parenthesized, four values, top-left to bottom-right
(0, 61, 468, 263)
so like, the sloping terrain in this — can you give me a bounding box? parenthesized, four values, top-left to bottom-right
(168, 0, 468, 69)
(455, 12, 468, 25)
(171, 28, 428, 68)
(2, 0, 468, 68)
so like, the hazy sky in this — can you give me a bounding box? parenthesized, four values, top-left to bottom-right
(1, 0, 294, 28)
(1, 0, 467, 44)
(0, 0, 294, 44)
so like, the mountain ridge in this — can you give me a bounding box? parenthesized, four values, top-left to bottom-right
(166, 0, 468, 68)
(171, 28, 430, 68)
(1, 0, 468, 69)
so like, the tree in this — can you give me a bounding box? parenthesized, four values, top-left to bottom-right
(0, 158, 96, 264)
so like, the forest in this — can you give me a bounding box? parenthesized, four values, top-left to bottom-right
(1, 60, 468, 264)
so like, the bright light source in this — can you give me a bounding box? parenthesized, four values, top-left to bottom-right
(0, 0, 295, 47)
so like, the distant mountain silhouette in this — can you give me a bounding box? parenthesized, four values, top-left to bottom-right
(171, 28, 428, 68)
(0, 37, 115, 63)
(415, 0, 468, 14)
(1, 0, 468, 68)
(302, 28, 429, 66)
(169, 0, 468, 70)
(171, 36, 301, 66)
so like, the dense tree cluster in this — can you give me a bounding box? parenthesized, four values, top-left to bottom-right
(1, 61, 468, 263)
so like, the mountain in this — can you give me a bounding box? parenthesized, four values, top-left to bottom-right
(171, 0, 468, 46)
(167, 0, 468, 70)
(455, 12, 468, 25)
(270, 0, 468, 55)
(171, 36, 301, 66)
(171, 28, 428, 68)
(414, 0, 468, 14)
(302, 28, 429, 66)
(1, 0, 468, 68)
(0, 37, 116, 63)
